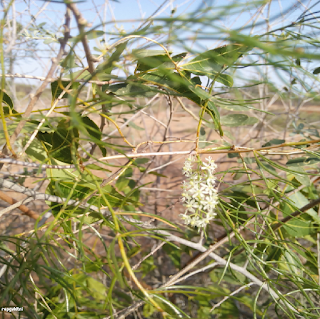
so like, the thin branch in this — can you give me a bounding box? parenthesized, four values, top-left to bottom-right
(0, 178, 110, 217)
(176, 96, 199, 121)
(0, 137, 319, 170)
(67, 2, 99, 73)
(0, 190, 40, 220)
(272, 197, 320, 231)
(132, 242, 166, 271)
(210, 282, 256, 312)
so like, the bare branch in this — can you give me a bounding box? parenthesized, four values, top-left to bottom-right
(67, 2, 100, 74)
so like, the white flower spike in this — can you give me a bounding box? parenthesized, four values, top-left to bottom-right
(180, 155, 218, 230)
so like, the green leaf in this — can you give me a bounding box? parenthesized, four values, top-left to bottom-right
(211, 299, 239, 318)
(199, 127, 206, 141)
(221, 114, 258, 127)
(243, 116, 259, 125)
(36, 131, 53, 151)
(67, 69, 91, 81)
(289, 167, 311, 186)
(140, 255, 156, 278)
(114, 82, 158, 98)
(98, 42, 127, 74)
(0, 90, 13, 109)
(282, 250, 303, 278)
(132, 49, 169, 59)
(24, 139, 48, 162)
(313, 67, 320, 74)
(136, 70, 222, 135)
(236, 295, 264, 316)
(122, 167, 133, 177)
(280, 191, 319, 237)
(163, 244, 181, 268)
(172, 52, 187, 62)
(265, 246, 283, 271)
(286, 157, 320, 167)
(86, 277, 107, 300)
(216, 73, 233, 86)
(51, 80, 79, 101)
(50, 119, 79, 163)
(128, 121, 144, 131)
(288, 191, 320, 223)
(198, 307, 211, 319)
(116, 176, 130, 192)
(218, 103, 248, 112)
(136, 54, 172, 72)
(86, 30, 105, 40)
(262, 139, 285, 147)
(81, 116, 106, 156)
(100, 184, 141, 207)
(134, 158, 149, 165)
(181, 44, 247, 86)
(143, 303, 155, 317)
(0, 90, 19, 116)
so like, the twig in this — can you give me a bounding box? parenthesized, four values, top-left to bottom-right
(176, 96, 199, 121)
(210, 282, 256, 312)
(0, 178, 110, 217)
(0, 136, 319, 169)
(272, 197, 320, 231)
(67, 2, 99, 74)
(0, 190, 40, 220)
(0, 196, 34, 218)
(171, 262, 219, 286)
(132, 242, 166, 271)
(100, 113, 135, 148)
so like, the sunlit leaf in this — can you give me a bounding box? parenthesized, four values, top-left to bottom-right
(221, 113, 258, 126)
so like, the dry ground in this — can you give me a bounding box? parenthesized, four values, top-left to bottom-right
(1, 96, 319, 252)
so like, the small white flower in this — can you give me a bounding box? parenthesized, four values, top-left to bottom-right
(201, 195, 218, 212)
(191, 186, 205, 200)
(180, 196, 187, 203)
(180, 213, 192, 225)
(195, 218, 210, 228)
(190, 216, 200, 227)
(181, 154, 219, 230)
(206, 211, 217, 219)
(201, 157, 217, 173)
(201, 181, 218, 197)
(183, 168, 192, 177)
(188, 178, 200, 188)
(206, 174, 217, 185)
(184, 198, 200, 214)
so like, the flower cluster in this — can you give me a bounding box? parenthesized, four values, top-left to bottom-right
(180, 155, 218, 229)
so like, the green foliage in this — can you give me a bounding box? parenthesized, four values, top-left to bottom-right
(221, 113, 258, 127)
(1, 1, 320, 319)
(51, 80, 80, 101)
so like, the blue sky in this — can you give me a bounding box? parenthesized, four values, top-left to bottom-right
(8, 0, 319, 88)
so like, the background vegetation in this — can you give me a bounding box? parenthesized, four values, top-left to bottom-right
(0, 0, 320, 318)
